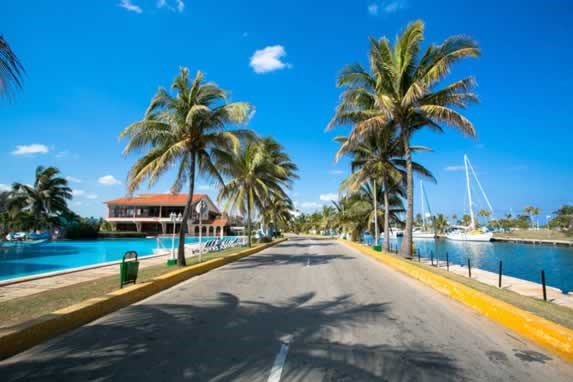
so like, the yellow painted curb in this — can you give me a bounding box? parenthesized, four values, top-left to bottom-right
(339, 239, 573, 363)
(0, 238, 286, 361)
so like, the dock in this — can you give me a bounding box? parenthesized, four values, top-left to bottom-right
(492, 236, 573, 246)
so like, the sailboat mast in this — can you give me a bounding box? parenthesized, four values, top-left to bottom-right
(465, 154, 475, 229)
(420, 180, 426, 230)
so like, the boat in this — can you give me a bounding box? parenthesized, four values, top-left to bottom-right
(446, 154, 494, 242)
(0, 239, 49, 248)
(446, 228, 493, 242)
(413, 181, 436, 239)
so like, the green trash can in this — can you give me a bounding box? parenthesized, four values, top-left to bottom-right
(120, 251, 139, 288)
(373, 245, 382, 252)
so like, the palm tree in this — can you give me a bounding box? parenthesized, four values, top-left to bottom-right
(524, 206, 540, 228)
(433, 213, 449, 234)
(217, 138, 295, 247)
(329, 20, 480, 257)
(0, 35, 25, 99)
(9, 166, 72, 230)
(120, 68, 252, 265)
(335, 125, 434, 251)
(478, 209, 491, 224)
(260, 194, 294, 235)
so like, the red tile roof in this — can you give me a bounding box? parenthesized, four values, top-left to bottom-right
(211, 219, 228, 226)
(105, 194, 207, 206)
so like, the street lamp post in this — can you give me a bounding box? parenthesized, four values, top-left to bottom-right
(196, 200, 207, 263)
(168, 212, 182, 266)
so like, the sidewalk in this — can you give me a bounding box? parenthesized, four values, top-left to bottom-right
(419, 258, 573, 309)
(0, 254, 170, 304)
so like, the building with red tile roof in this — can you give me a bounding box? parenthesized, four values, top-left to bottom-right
(104, 194, 228, 236)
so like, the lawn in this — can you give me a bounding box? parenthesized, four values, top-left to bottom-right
(0, 245, 260, 329)
(494, 229, 573, 242)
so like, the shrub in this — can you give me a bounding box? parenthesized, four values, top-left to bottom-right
(64, 222, 99, 240)
(259, 236, 273, 243)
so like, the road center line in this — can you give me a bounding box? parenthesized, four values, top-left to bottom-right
(268, 336, 292, 382)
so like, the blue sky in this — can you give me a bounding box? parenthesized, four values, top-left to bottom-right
(1, 0, 572, 221)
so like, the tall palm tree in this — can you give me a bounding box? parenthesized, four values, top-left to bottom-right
(329, 20, 480, 256)
(336, 125, 434, 251)
(120, 68, 252, 265)
(217, 139, 295, 247)
(0, 35, 25, 99)
(9, 166, 72, 230)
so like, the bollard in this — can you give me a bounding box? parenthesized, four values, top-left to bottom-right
(418, 251, 421, 262)
(541, 270, 547, 301)
(467, 258, 472, 278)
(430, 251, 434, 266)
(498, 261, 503, 288)
(436, 251, 439, 268)
(446, 252, 449, 271)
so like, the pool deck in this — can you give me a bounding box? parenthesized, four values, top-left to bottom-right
(0, 253, 170, 304)
(420, 258, 573, 309)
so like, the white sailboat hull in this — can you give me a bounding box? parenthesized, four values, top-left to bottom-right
(413, 231, 436, 239)
(446, 231, 493, 242)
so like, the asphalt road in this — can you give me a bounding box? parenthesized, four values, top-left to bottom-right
(1, 237, 572, 381)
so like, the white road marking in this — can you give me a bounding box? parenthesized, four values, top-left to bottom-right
(306, 257, 310, 267)
(268, 335, 292, 382)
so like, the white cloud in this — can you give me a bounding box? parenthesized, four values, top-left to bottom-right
(98, 175, 121, 186)
(444, 165, 465, 171)
(66, 176, 82, 184)
(299, 202, 322, 210)
(73, 189, 98, 200)
(329, 169, 344, 175)
(11, 144, 49, 156)
(319, 193, 338, 202)
(0, 184, 10, 192)
(250, 45, 290, 74)
(368, 1, 407, 16)
(157, 0, 184, 13)
(198, 184, 213, 191)
(119, 0, 142, 13)
(383, 0, 407, 13)
(368, 4, 379, 15)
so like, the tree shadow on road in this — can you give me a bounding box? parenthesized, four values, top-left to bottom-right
(224, 253, 355, 270)
(0, 292, 462, 381)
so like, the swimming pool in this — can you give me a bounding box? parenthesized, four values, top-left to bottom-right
(0, 237, 234, 281)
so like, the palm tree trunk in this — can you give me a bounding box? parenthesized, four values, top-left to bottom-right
(247, 191, 252, 247)
(400, 134, 414, 258)
(372, 178, 379, 246)
(383, 176, 390, 252)
(177, 152, 196, 266)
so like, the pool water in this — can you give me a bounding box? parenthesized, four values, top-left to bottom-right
(364, 236, 573, 293)
(0, 237, 234, 281)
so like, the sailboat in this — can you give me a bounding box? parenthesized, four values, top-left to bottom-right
(412, 181, 436, 239)
(446, 154, 493, 242)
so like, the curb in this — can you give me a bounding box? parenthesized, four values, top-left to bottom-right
(339, 239, 573, 363)
(0, 239, 286, 361)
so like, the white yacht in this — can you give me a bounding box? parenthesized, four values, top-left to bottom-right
(446, 154, 494, 242)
